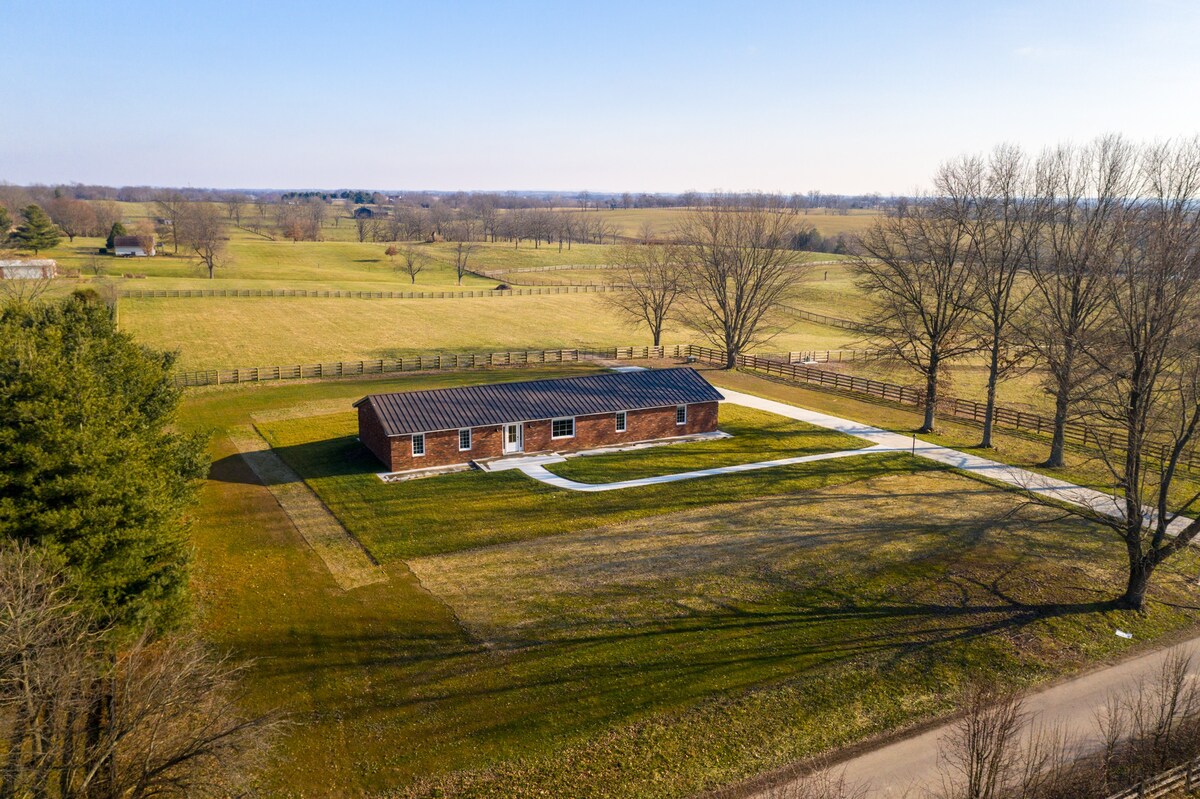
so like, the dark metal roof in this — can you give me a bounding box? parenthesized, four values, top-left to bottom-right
(113, 236, 149, 247)
(357, 367, 724, 437)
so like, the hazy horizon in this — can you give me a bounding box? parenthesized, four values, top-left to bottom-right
(4, 0, 1199, 195)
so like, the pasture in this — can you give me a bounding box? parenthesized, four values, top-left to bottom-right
(584, 206, 883, 239)
(183, 367, 1200, 798)
(117, 295, 861, 371)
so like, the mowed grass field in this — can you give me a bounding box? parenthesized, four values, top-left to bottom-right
(582, 207, 883, 239)
(119, 294, 861, 371)
(183, 367, 1200, 798)
(41, 231, 617, 292)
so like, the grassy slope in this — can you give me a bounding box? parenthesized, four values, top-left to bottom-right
(183, 369, 1200, 798)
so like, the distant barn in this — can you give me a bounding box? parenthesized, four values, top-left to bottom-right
(0, 259, 57, 279)
(355, 368, 723, 473)
(113, 235, 155, 257)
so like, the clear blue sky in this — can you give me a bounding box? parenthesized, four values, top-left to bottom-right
(2, 0, 1198, 194)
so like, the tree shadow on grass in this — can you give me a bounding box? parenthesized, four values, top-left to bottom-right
(208, 435, 376, 486)
(237, 589, 1122, 736)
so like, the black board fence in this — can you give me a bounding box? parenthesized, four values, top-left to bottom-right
(681, 346, 1200, 472)
(123, 284, 630, 300)
(173, 345, 692, 387)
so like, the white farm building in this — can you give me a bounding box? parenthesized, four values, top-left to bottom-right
(0, 259, 57, 279)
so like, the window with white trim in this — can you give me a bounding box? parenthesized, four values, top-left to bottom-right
(615, 410, 627, 432)
(412, 433, 426, 456)
(458, 428, 472, 451)
(551, 417, 575, 439)
(675, 405, 687, 425)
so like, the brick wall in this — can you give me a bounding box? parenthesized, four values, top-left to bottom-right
(360, 401, 720, 472)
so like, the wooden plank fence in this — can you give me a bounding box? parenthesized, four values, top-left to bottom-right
(123, 284, 630, 300)
(781, 304, 861, 331)
(682, 346, 1200, 472)
(1104, 755, 1200, 798)
(173, 345, 690, 387)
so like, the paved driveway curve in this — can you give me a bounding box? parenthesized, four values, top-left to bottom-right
(519, 444, 886, 492)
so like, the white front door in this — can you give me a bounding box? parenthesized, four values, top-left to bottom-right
(503, 423, 524, 454)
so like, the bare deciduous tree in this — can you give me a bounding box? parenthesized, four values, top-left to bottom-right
(853, 199, 982, 432)
(1060, 137, 1200, 610)
(91, 201, 123, 239)
(606, 243, 684, 346)
(46, 197, 97, 243)
(223, 193, 246, 225)
(0, 543, 281, 798)
(937, 683, 1027, 799)
(451, 241, 475, 285)
(153, 191, 186, 254)
(178, 204, 228, 279)
(676, 197, 807, 368)
(1026, 136, 1138, 467)
(940, 145, 1048, 448)
(398, 245, 426, 284)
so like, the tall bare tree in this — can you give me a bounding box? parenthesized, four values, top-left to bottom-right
(223, 193, 246, 225)
(941, 145, 1048, 448)
(153, 191, 186, 254)
(92, 201, 122, 239)
(1058, 138, 1200, 610)
(305, 198, 326, 241)
(1026, 136, 1138, 466)
(46, 197, 97, 243)
(178, 204, 227, 279)
(398, 245, 426, 284)
(676, 197, 807, 368)
(451, 241, 475, 285)
(606, 243, 684, 346)
(853, 199, 982, 432)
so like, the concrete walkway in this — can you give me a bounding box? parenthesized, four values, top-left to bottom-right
(519, 445, 887, 492)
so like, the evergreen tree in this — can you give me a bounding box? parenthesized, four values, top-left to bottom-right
(106, 220, 128, 250)
(0, 205, 11, 240)
(10, 204, 61, 253)
(0, 296, 209, 630)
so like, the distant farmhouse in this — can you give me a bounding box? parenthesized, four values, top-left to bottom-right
(0, 259, 57, 279)
(356, 368, 723, 473)
(113, 235, 155, 257)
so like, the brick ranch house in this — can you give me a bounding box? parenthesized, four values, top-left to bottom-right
(355, 367, 723, 473)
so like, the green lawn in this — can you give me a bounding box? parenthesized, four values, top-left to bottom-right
(546, 404, 865, 483)
(177, 368, 1200, 798)
(39, 234, 619, 291)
